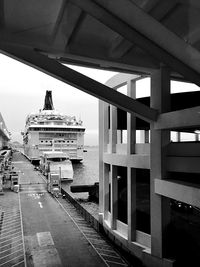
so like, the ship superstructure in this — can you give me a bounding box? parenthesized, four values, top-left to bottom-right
(22, 91, 85, 164)
(0, 112, 10, 150)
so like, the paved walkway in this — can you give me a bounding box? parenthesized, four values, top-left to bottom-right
(0, 151, 130, 267)
(0, 190, 25, 267)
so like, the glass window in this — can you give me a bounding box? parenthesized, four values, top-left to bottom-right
(117, 166, 127, 224)
(136, 169, 150, 234)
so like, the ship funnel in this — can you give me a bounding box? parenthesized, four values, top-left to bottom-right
(43, 90, 54, 110)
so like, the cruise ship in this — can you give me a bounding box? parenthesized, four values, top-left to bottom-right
(22, 91, 85, 165)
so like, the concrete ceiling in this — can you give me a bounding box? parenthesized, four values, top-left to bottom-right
(0, 0, 200, 121)
(0, 0, 199, 79)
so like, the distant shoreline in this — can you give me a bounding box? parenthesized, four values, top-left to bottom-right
(84, 145, 99, 148)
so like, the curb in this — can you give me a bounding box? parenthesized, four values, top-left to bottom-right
(61, 188, 100, 231)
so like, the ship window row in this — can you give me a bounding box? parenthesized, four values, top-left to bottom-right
(38, 144, 79, 148)
(39, 133, 77, 138)
(40, 140, 75, 143)
(30, 127, 85, 132)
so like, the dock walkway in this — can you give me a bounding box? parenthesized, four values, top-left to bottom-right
(0, 152, 130, 267)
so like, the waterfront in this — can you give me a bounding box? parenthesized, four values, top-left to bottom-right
(0, 150, 129, 267)
(72, 146, 99, 187)
(62, 146, 99, 218)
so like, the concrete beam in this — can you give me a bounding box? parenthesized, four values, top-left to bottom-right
(155, 179, 200, 208)
(150, 1, 178, 21)
(59, 51, 158, 76)
(103, 153, 150, 169)
(109, 35, 133, 58)
(154, 106, 200, 130)
(52, 2, 84, 49)
(105, 73, 142, 90)
(0, 44, 158, 122)
(71, 0, 200, 87)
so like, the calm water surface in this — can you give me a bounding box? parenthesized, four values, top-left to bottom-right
(62, 146, 99, 199)
(73, 146, 99, 185)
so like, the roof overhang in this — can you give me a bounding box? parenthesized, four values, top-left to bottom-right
(0, 0, 200, 122)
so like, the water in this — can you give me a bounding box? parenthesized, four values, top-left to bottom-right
(62, 146, 99, 199)
(73, 146, 99, 185)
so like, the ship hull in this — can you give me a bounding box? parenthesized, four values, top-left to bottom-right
(23, 144, 84, 165)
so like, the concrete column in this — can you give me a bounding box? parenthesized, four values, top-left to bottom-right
(195, 133, 199, 142)
(99, 100, 104, 218)
(111, 165, 118, 229)
(150, 66, 171, 258)
(103, 163, 110, 220)
(110, 105, 117, 153)
(176, 131, 181, 142)
(127, 80, 136, 154)
(99, 101, 109, 219)
(103, 103, 109, 151)
(117, 130, 122, 144)
(140, 130, 149, 143)
(110, 103, 118, 229)
(127, 80, 137, 241)
(128, 167, 136, 241)
(145, 130, 149, 143)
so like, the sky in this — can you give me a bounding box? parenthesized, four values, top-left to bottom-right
(0, 53, 199, 146)
(0, 54, 116, 146)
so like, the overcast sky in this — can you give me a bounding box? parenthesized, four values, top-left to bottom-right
(0, 54, 116, 146)
(0, 53, 199, 146)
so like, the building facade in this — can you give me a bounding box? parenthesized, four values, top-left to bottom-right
(99, 71, 200, 267)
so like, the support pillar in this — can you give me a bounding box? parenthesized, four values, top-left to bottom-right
(176, 131, 181, 142)
(127, 80, 137, 241)
(140, 130, 149, 143)
(117, 130, 122, 144)
(145, 130, 149, 143)
(111, 165, 118, 229)
(195, 133, 199, 142)
(110, 104, 118, 229)
(150, 66, 171, 258)
(127, 167, 136, 240)
(99, 101, 109, 221)
(99, 100, 104, 218)
(110, 105, 117, 153)
(103, 163, 110, 220)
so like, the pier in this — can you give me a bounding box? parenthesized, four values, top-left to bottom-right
(0, 150, 137, 267)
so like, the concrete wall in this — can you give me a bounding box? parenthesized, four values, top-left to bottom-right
(99, 72, 200, 267)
